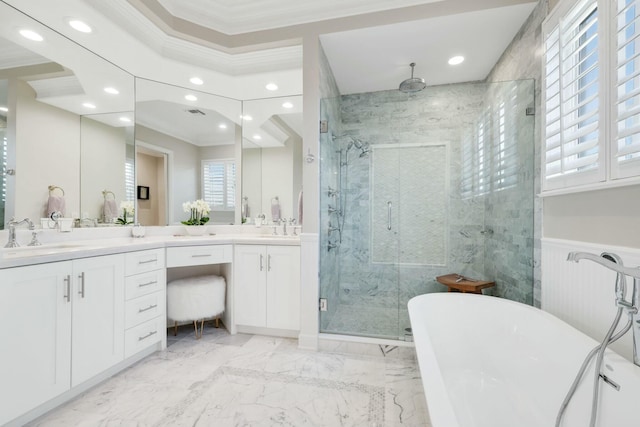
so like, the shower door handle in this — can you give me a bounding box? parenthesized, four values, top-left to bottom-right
(387, 201, 392, 231)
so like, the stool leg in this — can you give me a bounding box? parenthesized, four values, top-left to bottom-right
(193, 320, 199, 339)
(215, 318, 219, 328)
(174, 321, 178, 336)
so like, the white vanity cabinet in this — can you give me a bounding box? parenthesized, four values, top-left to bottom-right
(123, 248, 166, 358)
(71, 254, 125, 386)
(234, 244, 300, 332)
(0, 253, 125, 425)
(0, 261, 73, 426)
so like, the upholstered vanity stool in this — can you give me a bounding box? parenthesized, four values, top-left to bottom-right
(167, 275, 226, 339)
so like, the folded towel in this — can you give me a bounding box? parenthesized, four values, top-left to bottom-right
(47, 195, 65, 217)
(271, 198, 281, 222)
(103, 199, 118, 223)
(297, 190, 303, 226)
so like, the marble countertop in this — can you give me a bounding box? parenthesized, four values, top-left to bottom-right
(0, 229, 300, 269)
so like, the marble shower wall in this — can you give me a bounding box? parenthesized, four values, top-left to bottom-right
(319, 79, 535, 339)
(333, 83, 489, 338)
(481, 80, 535, 305)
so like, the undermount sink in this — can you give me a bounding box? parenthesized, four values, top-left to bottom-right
(1, 243, 94, 259)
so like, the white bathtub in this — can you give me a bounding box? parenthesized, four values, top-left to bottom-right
(408, 293, 640, 427)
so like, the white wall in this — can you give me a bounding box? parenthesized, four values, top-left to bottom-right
(543, 186, 640, 248)
(242, 148, 262, 220)
(80, 117, 127, 221)
(13, 80, 80, 221)
(261, 134, 302, 223)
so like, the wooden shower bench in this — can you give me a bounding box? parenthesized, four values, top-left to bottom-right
(436, 274, 495, 294)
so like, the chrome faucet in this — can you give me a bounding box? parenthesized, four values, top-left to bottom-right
(567, 251, 640, 367)
(5, 217, 35, 248)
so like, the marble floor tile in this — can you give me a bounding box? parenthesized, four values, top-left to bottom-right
(28, 327, 431, 427)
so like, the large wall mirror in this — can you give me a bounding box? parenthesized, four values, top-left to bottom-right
(0, 2, 134, 229)
(242, 95, 303, 225)
(135, 78, 242, 226)
(0, 2, 303, 230)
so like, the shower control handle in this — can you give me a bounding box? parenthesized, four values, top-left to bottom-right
(387, 201, 392, 231)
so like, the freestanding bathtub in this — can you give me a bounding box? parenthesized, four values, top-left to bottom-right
(408, 293, 640, 427)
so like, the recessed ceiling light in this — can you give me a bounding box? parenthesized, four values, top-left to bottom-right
(253, 134, 262, 140)
(19, 29, 43, 42)
(185, 94, 198, 101)
(0, 107, 8, 112)
(104, 87, 119, 95)
(119, 117, 132, 123)
(68, 19, 92, 33)
(242, 115, 253, 121)
(218, 123, 227, 129)
(265, 83, 278, 91)
(448, 56, 465, 66)
(190, 77, 204, 85)
(282, 102, 294, 109)
(83, 102, 96, 109)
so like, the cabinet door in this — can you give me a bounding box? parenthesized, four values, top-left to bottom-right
(0, 261, 72, 426)
(266, 246, 300, 330)
(71, 254, 125, 387)
(234, 245, 267, 327)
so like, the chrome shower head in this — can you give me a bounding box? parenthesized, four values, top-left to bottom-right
(399, 63, 426, 93)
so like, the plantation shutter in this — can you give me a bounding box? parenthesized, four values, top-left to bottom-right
(613, 0, 640, 178)
(124, 157, 135, 202)
(543, 0, 605, 190)
(203, 159, 235, 210)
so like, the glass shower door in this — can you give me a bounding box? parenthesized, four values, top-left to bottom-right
(372, 143, 448, 339)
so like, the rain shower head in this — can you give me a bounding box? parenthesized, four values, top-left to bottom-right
(399, 63, 426, 94)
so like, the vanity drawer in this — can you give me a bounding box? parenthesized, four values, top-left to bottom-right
(125, 269, 166, 300)
(125, 248, 165, 276)
(166, 245, 232, 267)
(125, 291, 165, 329)
(124, 317, 164, 359)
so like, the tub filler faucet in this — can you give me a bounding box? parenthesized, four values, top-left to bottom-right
(558, 251, 640, 427)
(567, 251, 640, 366)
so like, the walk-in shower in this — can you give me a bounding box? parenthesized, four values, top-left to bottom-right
(319, 74, 535, 340)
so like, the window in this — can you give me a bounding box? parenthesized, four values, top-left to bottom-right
(489, 86, 520, 193)
(460, 83, 520, 198)
(202, 159, 235, 211)
(461, 110, 489, 198)
(543, 0, 604, 190)
(613, 0, 640, 178)
(124, 157, 135, 202)
(543, 0, 640, 191)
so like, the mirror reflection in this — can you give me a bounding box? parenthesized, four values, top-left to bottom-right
(0, 2, 134, 229)
(241, 95, 303, 225)
(80, 113, 135, 226)
(134, 78, 242, 226)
